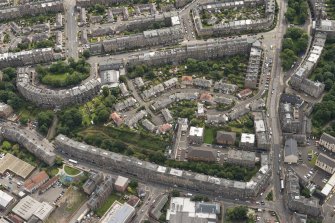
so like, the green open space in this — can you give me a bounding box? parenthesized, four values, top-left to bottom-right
(226, 114, 254, 134)
(204, 128, 216, 144)
(325, 0, 335, 20)
(36, 59, 90, 88)
(0, 140, 37, 166)
(201, 5, 265, 26)
(310, 39, 335, 137)
(127, 55, 248, 88)
(308, 149, 317, 166)
(77, 125, 170, 164)
(95, 194, 123, 217)
(10, 39, 55, 52)
(280, 27, 308, 71)
(166, 160, 259, 182)
(285, 0, 308, 25)
(64, 165, 81, 175)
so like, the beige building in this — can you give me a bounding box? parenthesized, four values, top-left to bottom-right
(319, 133, 335, 152)
(0, 103, 12, 118)
(316, 153, 335, 174)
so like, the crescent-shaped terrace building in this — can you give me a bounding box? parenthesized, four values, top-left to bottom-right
(16, 67, 101, 108)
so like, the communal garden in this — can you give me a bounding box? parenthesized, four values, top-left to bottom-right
(201, 5, 266, 26)
(280, 27, 308, 71)
(36, 59, 90, 88)
(127, 55, 249, 88)
(325, 0, 335, 19)
(285, 0, 308, 25)
(310, 39, 335, 137)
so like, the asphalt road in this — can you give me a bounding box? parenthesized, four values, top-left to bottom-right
(64, 0, 78, 59)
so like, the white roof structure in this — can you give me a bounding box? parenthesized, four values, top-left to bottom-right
(189, 127, 204, 137)
(254, 120, 265, 132)
(12, 196, 54, 221)
(241, 133, 255, 144)
(171, 16, 181, 26)
(115, 176, 129, 187)
(101, 201, 135, 223)
(0, 190, 13, 208)
(321, 172, 335, 197)
(166, 197, 218, 221)
(100, 70, 120, 85)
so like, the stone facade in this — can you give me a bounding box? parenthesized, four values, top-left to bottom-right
(55, 135, 271, 199)
(16, 68, 101, 108)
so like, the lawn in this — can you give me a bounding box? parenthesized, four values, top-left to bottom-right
(79, 126, 170, 153)
(95, 194, 122, 217)
(309, 154, 318, 166)
(42, 73, 68, 82)
(204, 128, 215, 144)
(64, 165, 81, 175)
(227, 114, 254, 134)
(49, 168, 59, 177)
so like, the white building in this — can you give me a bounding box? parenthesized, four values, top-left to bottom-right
(189, 126, 204, 145)
(100, 201, 135, 223)
(12, 196, 54, 221)
(166, 197, 220, 222)
(0, 190, 14, 210)
(100, 70, 119, 86)
(240, 133, 255, 149)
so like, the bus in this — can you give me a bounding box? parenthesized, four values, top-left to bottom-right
(69, 159, 78, 165)
(280, 179, 284, 191)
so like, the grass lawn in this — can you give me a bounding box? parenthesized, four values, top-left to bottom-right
(49, 168, 59, 177)
(309, 154, 318, 166)
(95, 194, 122, 217)
(64, 187, 87, 212)
(78, 126, 169, 153)
(42, 73, 68, 82)
(204, 128, 215, 144)
(64, 165, 81, 175)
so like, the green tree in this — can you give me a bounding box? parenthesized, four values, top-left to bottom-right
(102, 86, 110, 97)
(171, 190, 180, 197)
(82, 50, 91, 59)
(19, 115, 29, 126)
(226, 206, 248, 220)
(59, 107, 83, 129)
(2, 141, 11, 150)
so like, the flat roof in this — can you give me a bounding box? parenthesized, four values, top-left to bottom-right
(0, 153, 35, 179)
(189, 126, 204, 137)
(12, 196, 53, 221)
(0, 190, 13, 208)
(100, 201, 135, 223)
(241, 133, 255, 143)
(115, 176, 129, 187)
(254, 120, 265, 132)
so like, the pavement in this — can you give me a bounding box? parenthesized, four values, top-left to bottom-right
(64, 0, 79, 59)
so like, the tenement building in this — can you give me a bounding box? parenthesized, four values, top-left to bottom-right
(89, 26, 183, 55)
(0, 0, 64, 21)
(290, 32, 327, 98)
(125, 37, 256, 67)
(0, 48, 60, 69)
(285, 171, 321, 217)
(16, 68, 101, 108)
(319, 132, 335, 152)
(54, 135, 271, 199)
(192, 0, 275, 37)
(0, 123, 56, 166)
